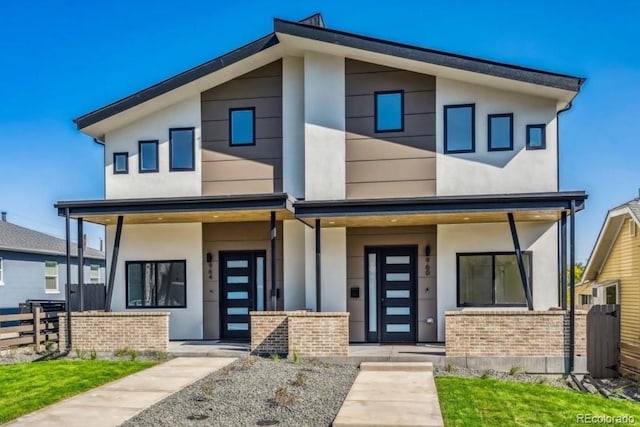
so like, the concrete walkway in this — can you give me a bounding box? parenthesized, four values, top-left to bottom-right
(333, 362, 444, 427)
(5, 357, 236, 427)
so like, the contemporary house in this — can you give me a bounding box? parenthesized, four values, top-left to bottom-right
(583, 196, 640, 377)
(56, 14, 587, 346)
(0, 213, 105, 310)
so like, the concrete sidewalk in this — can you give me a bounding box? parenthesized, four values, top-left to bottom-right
(333, 362, 444, 427)
(5, 357, 236, 427)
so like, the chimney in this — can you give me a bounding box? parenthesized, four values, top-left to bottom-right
(99, 238, 103, 252)
(83, 234, 87, 249)
(1, 212, 6, 222)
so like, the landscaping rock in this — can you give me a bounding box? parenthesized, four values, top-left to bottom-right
(434, 366, 569, 389)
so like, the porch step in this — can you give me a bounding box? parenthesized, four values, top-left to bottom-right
(360, 361, 433, 372)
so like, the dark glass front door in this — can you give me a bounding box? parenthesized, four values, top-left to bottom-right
(220, 251, 266, 340)
(366, 246, 417, 343)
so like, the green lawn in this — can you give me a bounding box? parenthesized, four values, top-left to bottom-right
(436, 376, 640, 427)
(0, 359, 155, 424)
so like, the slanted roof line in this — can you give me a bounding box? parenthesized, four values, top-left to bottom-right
(297, 12, 325, 27)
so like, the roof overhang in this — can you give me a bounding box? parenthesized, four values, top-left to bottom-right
(0, 245, 105, 260)
(583, 206, 640, 281)
(55, 193, 295, 226)
(294, 191, 587, 227)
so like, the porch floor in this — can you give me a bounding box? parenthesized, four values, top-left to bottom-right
(168, 341, 445, 364)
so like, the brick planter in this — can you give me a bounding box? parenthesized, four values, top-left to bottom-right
(251, 311, 349, 357)
(59, 311, 169, 353)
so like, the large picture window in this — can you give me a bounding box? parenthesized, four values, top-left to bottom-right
(457, 252, 531, 307)
(126, 260, 186, 308)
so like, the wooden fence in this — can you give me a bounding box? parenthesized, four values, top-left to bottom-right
(0, 308, 59, 349)
(587, 304, 620, 378)
(69, 283, 106, 311)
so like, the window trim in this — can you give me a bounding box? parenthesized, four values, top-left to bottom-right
(169, 127, 196, 172)
(526, 124, 546, 150)
(456, 251, 532, 307)
(113, 152, 129, 175)
(228, 107, 256, 146)
(138, 140, 159, 173)
(444, 103, 476, 154)
(125, 260, 187, 309)
(44, 261, 59, 294)
(488, 113, 514, 152)
(374, 90, 405, 133)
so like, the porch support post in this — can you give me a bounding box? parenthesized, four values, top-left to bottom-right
(507, 213, 534, 310)
(270, 211, 277, 311)
(569, 200, 576, 373)
(64, 208, 72, 350)
(315, 218, 321, 312)
(105, 216, 123, 312)
(560, 211, 568, 310)
(77, 217, 84, 312)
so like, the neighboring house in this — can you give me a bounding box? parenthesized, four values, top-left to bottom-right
(583, 196, 640, 377)
(0, 213, 106, 309)
(56, 13, 587, 344)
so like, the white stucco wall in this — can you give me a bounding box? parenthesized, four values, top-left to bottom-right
(304, 226, 317, 310)
(104, 95, 202, 199)
(282, 56, 305, 199)
(283, 220, 306, 310)
(106, 222, 203, 340)
(304, 52, 345, 201)
(436, 221, 558, 341)
(435, 77, 558, 195)
(320, 227, 347, 312)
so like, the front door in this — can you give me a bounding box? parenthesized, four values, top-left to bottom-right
(220, 251, 266, 340)
(366, 246, 417, 343)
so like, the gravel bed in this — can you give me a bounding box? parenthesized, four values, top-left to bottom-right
(0, 347, 46, 364)
(122, 357, 359, 427)
(434, 366, 569, 388)
(596, 377, 640, 402)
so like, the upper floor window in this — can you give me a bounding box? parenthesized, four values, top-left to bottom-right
(169, 128, 195, 171)
(90, 264, 101, 284)
(139, 140, 159, 173)
(526, 124, 546, 150)
(0, 257, 3, 285)
(113, 152, 129, 174)
(229, 108, 255, 146)
(375, 90, 404, 132)
(488, 113, 513, 151)
(457, 252, 531, 307)
(126, 260, 186, 308)
(444, 104, 475, 153)
(45, 261, 58, 293)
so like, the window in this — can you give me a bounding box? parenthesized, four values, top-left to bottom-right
(580, 294, 592, 305)
(126, 260, 186, 308)
(0, 257, 3, 285)
(90, 264, 100, 284)
(45, 261, 58, 293)
(457, 252, 531, 307)
(138, 140, 159, 173)
(169, 128, 195, 171)
(374, 91, 404, 132)
(605, 285, 618, 304)
(592, 287, 598, 298)
(113, 152, 129, 174)
(444, 104, 475, 153)
(488, 113, 513, 151)
(229, 108, 255, 146)
(526, 124, 546, 150)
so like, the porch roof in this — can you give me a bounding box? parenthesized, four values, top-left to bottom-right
(294, 191, 587, 227)
(54, 193, 294, 225)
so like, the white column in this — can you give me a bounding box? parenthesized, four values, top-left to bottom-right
(283, 220, 306, 310)
(282, 57, 305, 199)
(320, 227, 347, 312)
(304, 52, 345, 201)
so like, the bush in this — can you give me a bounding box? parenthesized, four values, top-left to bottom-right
(274, 387, 296, 407)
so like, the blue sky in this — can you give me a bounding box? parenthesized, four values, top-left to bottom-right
(0, 1, 638, 261)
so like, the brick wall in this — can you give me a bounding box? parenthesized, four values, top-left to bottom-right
(445, 310, 587, 357)
(251, 311, 349, 357)
(59, 311, 169, 353)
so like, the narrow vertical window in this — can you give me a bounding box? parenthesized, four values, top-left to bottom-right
(229, 108, 255, 146)
(444, 104, 475, 153)
(368, 252, 377, 333)
(90, 264, 100, 284)
(45, 261, 58, 293)
(374, 91, 404, 132)
(0, 257, 3, 285)
(169, 128, 195, 171)
(526, 124, 546, 150)
(138, 140, 159, 173)
(488, 113, 513, 151)
(113, 152, 129, 174)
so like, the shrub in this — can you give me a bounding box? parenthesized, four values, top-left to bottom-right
(292, 372, 307, 387)
(291, 351, 300, 364)
(445, 362, 455, 373)
(89, 349, 98, 360)
(74, 348, 87, 360)
(274, 387, 296, 407)
(270, 353, 280, 361)
(114, 347, 138, 361)
(508, 366, 522, 376)
(155, 351, 168, 362)
(480, 370, 492, 380)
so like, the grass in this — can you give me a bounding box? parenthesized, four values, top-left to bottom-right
(0, 359, 155, 424)
(436, 376, 640, 427)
